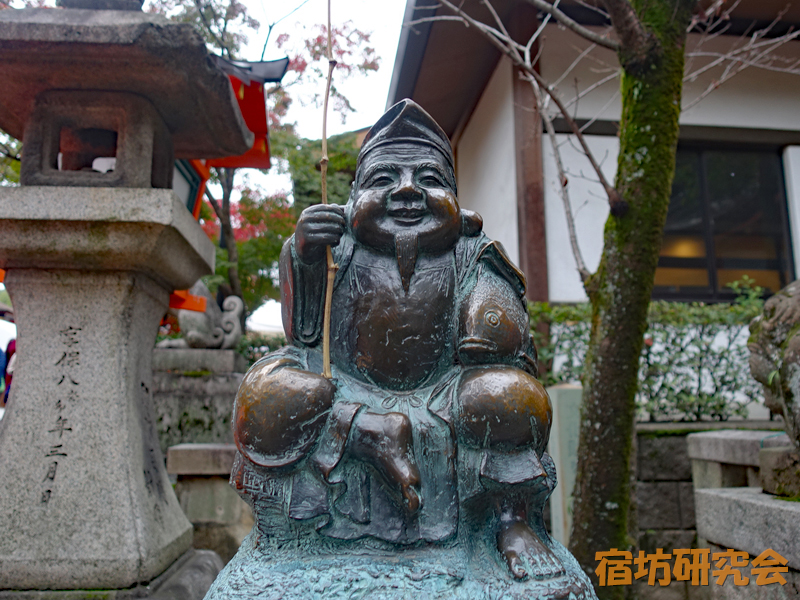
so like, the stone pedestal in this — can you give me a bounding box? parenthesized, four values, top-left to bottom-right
(0, 188, 215, 591)
(546, 384, 582, 546)
(695, 488, 800, 599)
(688, 429, 791, 489)
(691, 431, 800, 599)
(167, 444, 253, 564)
(151, 350, 244, 453)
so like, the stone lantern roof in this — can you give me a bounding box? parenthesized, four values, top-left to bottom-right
(0, 4, 253, 159)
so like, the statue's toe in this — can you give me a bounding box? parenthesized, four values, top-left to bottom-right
(527, 546, 565, 580)
(402, 481, 421, 513)
(498, 520, 564, 581)
(504, 551, 528, 580)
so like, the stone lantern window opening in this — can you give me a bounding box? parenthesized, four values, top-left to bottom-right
(20, 90, 174, 189)
(57, 126, 118, 173)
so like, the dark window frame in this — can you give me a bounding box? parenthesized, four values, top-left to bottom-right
(652, 141, 795, 302)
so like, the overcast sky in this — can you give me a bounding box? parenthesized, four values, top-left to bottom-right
(245, 0, 407, 139)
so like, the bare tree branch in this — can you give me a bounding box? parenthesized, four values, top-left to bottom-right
(406, 15, 475, 27)
(530, 76, 591, 282)
(683, 14, 800, 111)
(685, 1, 792, 82)
(527, 68, 623, 210)
(578, 86, 621, 132)
(552, 43, 600, 89)
(526, 7, 553, 64)
(523, 0, 621, 51)
(564, 69, 622, 112)
(260, 0, 311, 60)
(193, 0, 230, 55)
(320, 0, 338, 380)
(436, 0, 625, 213)
(686, 27, 796, 82)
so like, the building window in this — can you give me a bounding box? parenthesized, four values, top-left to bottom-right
(653, 146, 794, 301)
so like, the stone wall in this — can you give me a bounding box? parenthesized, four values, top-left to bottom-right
(634, 422, 782, 600)
(636, 427, 700, 600)
(637, 428, 698, 554)
(152, 371, 242, 454)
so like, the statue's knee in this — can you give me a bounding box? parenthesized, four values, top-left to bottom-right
(456, 366, 552, 453)
(234, 358, 335, 467)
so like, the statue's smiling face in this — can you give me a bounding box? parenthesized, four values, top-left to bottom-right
(349, 144, 461, 254)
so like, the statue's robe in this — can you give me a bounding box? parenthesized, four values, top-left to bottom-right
(232, 230, 552, 544)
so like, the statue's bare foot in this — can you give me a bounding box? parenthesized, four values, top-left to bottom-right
(498, 519, 565, 580)
(351, 411, 421, 512)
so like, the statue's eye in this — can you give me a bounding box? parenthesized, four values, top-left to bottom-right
(365, 171, 394, 188)
(485, 311, 501, 327)
(417, 168, 445, 187)
(419, 174, 443, 186)
(367, 173, 394, 188)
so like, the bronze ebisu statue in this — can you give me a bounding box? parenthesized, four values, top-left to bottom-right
(205, 100, 597, 599)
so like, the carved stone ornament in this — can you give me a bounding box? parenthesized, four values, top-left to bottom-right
(749, 280, 800, 452)
(157, 280, 243, 350)
(204, 100, 598, 599)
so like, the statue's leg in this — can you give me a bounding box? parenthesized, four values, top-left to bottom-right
(455, 366, 564, 580)
(348, 410, 421, 513)
(234, 355, 336, 468)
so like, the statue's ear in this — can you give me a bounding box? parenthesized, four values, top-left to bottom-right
(461, 209, 483, 237)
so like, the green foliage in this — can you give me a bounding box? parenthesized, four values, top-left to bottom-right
(236, 330, 287, 366)
(529, 301, 592, 386)
(204, 188, 296, 314)
(271, 127, 360, 216)
(0, 131, 21, 187)
(531, 278, 766, 421)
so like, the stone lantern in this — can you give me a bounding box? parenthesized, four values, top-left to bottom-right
(0, 0, 252, 596)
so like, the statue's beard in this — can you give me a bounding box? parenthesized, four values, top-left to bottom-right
(394, 230, 419, 294)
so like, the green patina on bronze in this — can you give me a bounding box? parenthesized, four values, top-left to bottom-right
(206, 100, 598, 599)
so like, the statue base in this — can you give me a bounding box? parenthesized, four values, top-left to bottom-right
(205, 530, 596, 599)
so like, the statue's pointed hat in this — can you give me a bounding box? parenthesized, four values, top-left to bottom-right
(357, 99, 454, 172)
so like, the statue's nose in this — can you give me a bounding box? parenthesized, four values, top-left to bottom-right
(391, 172, 423, 203)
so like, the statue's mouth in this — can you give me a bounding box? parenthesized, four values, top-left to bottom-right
(388, 206, 426, 224)
(458, 337, 498, 352)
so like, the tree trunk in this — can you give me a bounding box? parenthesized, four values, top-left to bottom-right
(568, 0, 695, 594)
(218, 167, 247, 326)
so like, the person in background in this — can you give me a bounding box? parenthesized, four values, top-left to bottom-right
(0, 344, 6, 398)
(3, 338, 15, 407)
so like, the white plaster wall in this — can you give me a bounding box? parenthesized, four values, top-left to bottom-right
(782, 147, 800, 272)
(543, 134, 617, 302)
(456, 56, 520, 266)
(536, 26, 800, 302)
(455, 29, 800, 302)
(538, 25, 800, 130)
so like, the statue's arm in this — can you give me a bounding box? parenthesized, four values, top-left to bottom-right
(280, 237, 325, 346)
(280, 204, 346, 346)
